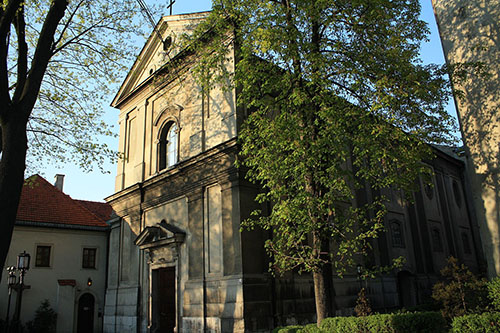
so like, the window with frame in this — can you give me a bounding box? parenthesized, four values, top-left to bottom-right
(158, 122, 178, 171)
(35, 245, 51, 267)
(431, 228, 443, 252)
(82, 248, 97, 269)
(390, 220, 405, 248)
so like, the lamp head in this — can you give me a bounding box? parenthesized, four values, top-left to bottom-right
(17, 251, 30, 271)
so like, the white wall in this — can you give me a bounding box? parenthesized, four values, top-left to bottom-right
(0, 225, 107, 333)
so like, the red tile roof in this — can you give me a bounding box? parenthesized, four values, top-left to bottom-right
(16, 175, 110, 228)
(75, 200, 113, 222)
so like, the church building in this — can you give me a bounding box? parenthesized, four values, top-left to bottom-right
(103, 12, 483, 333)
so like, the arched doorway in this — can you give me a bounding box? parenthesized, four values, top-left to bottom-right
(77, 293, 95, 333)
(397, 271, 416, 308)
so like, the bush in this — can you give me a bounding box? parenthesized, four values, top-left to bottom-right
(487, 277, 500, 311)
(272, 325, 304, 333)
(300, 324, 324, 332)
(451, 312, 500, 332)
(432, 257, 489, 319)
(274, 312, 447, 332)
(25, 299, 57, 333)
(320, 312, 447, 333)
(354, 288, 372, 317)
(391, 312, 448, 332)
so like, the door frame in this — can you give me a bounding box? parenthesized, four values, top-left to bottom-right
(149, 261, 179, 332)
(76, 292, 96, 333)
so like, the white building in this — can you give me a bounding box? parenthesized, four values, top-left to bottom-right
(0, 174, 111, 333)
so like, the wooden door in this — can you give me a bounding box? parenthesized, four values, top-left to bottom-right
(157, 267, 176, 332)
(77, 293, 94, 333)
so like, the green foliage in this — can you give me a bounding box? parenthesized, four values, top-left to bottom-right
(354, 287, 372, 317)
(2, 0, 166, 173)
(487, 277, 500, 311)
(390, 312, 448, 333)
(300, 324, 324, 332)
(272, 325, 303, 333)
(432, 257, 489, 319)
(275, 312, 447, 332)
(451, 312, 500, 333)
(184, 0, 456, 323)
(25, 299, 57, 333)
(185, 0, 456, 280)
(322, 312, 446, 332)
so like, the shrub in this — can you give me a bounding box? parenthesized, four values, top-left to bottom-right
(392, 312, 448, 332)
(320, 316, 359, 332)
(272, 325, 304, 333)
(25, 299, 57, 333)
(451, 312, 500, 332)
(354, 288, 373, 317)
(487, 277, 500, 311)
(320, 312, 446, 333)
(432, 256, 488, 319)
(300, 323, 324, 332)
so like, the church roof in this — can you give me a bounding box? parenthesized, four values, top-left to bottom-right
(16, 175, 110, 228)
(111, 11, 210, 108)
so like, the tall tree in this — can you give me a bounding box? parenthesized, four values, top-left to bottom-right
(187, 0, 456, 325)
(0, 0, 160, 276)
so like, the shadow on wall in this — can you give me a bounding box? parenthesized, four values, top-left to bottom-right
(433, 0, 500, 275)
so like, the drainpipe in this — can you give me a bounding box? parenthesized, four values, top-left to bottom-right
(202, 188, 207, 332)
(137, 182, 145, 333)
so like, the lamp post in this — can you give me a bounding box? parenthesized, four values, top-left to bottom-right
(356, 264, 363, 291)
(11, 251, 30, 333)
(4, 266, 17, 332)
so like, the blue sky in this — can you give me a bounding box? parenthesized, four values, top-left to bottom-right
(38, 0, 456, 202)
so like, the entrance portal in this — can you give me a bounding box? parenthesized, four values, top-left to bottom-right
(153, 266, 176, 332)
(77, 293, 95, 333)
(397, 271, 416, 308)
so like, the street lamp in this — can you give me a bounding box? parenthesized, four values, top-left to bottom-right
(356, 264, 363, 290)
(5, 266, 17, 331)
(12, 251, 31, 332)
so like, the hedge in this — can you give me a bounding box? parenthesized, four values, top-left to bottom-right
(451, 312, 500, 333)
(274, 311, 447, 333)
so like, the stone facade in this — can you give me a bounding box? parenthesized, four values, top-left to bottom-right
(432, 0, 500, 277)
(104, 12, 484, 332)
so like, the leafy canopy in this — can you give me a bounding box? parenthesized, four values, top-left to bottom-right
(3, 0, 164, 173)
(186, 0, 456, 275)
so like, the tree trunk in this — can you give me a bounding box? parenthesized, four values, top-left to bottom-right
(313, 267, 329, 326)
(312, 232, 333, 326)
(0, 116, 29, 279)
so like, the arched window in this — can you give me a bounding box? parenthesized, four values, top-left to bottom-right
(391, 220, 405, 248)
(158, 122, 178, 171)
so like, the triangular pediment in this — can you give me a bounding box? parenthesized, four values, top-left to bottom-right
(112, 12, 210, 108)
(134, 219, 186, 249)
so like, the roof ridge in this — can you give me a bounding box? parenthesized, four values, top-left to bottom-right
(72, 199, 108, 223)
(75, 198, 107, 204)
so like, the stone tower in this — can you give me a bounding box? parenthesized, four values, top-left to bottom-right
(432, 0, 500, 277)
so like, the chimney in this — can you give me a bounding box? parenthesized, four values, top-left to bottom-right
(54, 174, 65, 192)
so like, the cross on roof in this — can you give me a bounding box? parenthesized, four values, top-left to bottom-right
(167, 0, 176, 15)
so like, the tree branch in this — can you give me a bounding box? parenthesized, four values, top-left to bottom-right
(0, 0, 22, 40)
(20, 0, 69, 116)
(53, 0, 86, 48)
(12, 4, 27, 104)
